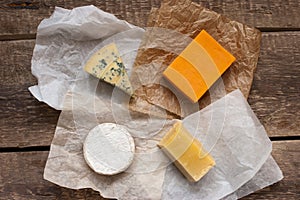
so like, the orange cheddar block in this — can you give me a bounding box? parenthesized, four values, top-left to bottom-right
(163, 30, 236, 103)
(163, 62, 207, 102)
(194, 31, 236, 75)
(158, 121, 215, 182)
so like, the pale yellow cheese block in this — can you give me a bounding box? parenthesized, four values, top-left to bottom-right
(158, 121, 215, 182)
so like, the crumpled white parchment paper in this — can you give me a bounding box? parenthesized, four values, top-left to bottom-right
(223, 155, 283, 200)
(31, 5, 283, 200)
(161, 90, 282, 200)
(44, 85, 282, 200)
(29, 5, 143, 110)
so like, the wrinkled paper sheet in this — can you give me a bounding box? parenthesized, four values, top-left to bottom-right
(29, 5, 143, 110)
(44, 86, 282, 199)
(130, 0, 262, 118)
(223, 156, 283, 200)
(161, 90, 283, 200)
(30, 5, 283, 200)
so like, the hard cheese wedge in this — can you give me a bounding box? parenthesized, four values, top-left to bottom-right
(158, 121, 215, 182)
(84, 43, 133, 95)
(163, 30, 236, 102)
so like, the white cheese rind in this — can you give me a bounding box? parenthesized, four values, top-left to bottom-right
(83, 123, 135, 175)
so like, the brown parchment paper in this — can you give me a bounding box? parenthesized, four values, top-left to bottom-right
(129, 0, 262, 118)
(35, 5, 283, 200)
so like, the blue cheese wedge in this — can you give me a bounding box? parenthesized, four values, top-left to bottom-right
(83, 123, 135, 175)
(84, 43, 133, 95)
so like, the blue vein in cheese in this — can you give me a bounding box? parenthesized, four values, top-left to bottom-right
(84, 43, 133, 95)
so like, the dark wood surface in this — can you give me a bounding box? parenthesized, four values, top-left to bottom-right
(0, 141, 298, 199)
(0, 0, 299, 199)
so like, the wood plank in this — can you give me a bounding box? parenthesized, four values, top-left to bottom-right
(0, 140, 298, 199)
(0, 86, 60, 148)
(0, 0, 300, 38)
(1, 31, 299, 147)
(0, 40, 36, 86)
(0, 39, 60, 148)
(248, 32, 300, 137)
(0, 151, 103, 199)
(0, 0, 156, 38)
(195, 0, 300, 30)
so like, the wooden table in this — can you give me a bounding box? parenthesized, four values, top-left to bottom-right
(0, 0, 299, 199)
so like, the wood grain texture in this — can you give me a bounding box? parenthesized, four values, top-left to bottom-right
(0, 40, 36, 86)
(0, 0, 298, 199)
(0, 141, 298, 199)
(248, 32, 300, 137)
(0, 86, 60, 148)
(0, 151, 103, 200)
(0, 40, 60, 148)
(0, 0, 300, 39)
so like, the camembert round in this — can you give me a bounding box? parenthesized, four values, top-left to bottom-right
(83, 123, 135, 175)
